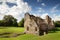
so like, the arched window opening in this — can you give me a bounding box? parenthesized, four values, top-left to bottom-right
(35, 27, 37, 31)
(27, 26, 29, 31)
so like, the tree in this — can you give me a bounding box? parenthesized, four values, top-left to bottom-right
(54, 21, 60, 27)
(0, 20, 4, 26)
(13, 18, 18, 26)
(3, 15, 18, 26)
(18, 18, 24, 27)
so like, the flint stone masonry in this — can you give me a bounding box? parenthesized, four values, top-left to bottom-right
(24, 13, 55, 36)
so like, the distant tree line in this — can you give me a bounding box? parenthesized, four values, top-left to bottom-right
(18, 18, 24, 27)
(0, 15, 24, 27)
(54, 21, 60, 27)
(0, 15, 60, 27)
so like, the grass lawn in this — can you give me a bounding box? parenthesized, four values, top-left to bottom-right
(0, 27, 60, 40)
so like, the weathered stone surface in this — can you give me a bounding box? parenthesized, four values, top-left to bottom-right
(46, 15, 55, 30)
(24, 13, 55, 36)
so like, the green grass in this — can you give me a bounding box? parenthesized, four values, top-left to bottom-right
(0, 27, 60, 40)
(0, 27, 24, 33)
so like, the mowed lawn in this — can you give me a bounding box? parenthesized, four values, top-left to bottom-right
(0, 27, 60, 40)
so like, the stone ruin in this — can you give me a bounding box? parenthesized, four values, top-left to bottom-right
(24, 13, 55, 36)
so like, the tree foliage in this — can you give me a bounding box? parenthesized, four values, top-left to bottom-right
(54, 21, 60, 27)
(3, 15, 18, 26)
(18, 18, 24, 27)
(0, 20, 4, 26)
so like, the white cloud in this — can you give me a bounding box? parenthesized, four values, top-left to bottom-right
(52, 14, 60, 21)
(33, 7, 48, 19)
(37, 0, 39, 2)
(50, 4, 60, 21)
(37, 0, 42, 2)
(0, 0, 31, 22)
(0, 0, 16, 3)
(41, 3, 46, 6)
(31, 12, 48, 19)
(38, 8, 45, 12)
(32, 13, 41, 17)
(0, 15, 4, 20)
(34, 4, 60, 21)
(50, 4, 59, 13)
(41, 13, 48, 19)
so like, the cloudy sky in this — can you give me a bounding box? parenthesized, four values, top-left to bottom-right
(0, 0, 60, 22)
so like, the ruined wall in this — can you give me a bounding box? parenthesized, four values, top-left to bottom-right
(24, 13, 55, 35)
(24, 13, 39, 35)
(46, 15, 55, 30)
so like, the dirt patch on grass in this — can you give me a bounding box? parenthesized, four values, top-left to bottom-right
(0, 32, 25, 38)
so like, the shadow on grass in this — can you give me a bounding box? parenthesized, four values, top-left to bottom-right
(48, 27, 60, 33)
(0, 32, 25, 38)
(0, 27, 8, 29)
